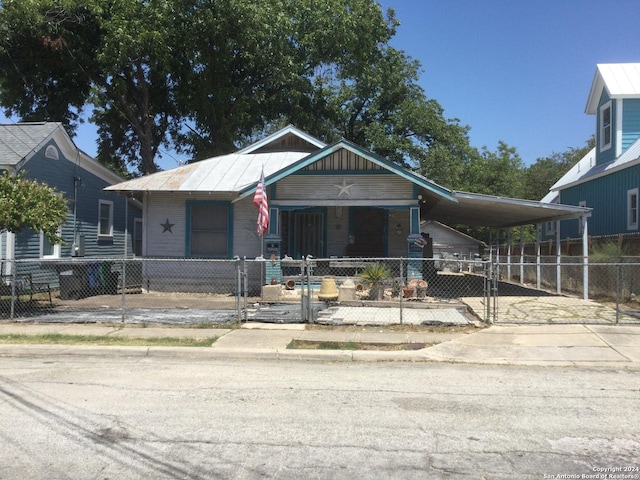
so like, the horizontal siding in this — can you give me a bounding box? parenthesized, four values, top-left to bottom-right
(16, 140, 139, 260)
(275, 174, 413, 201)
(622, 99, 640, 152)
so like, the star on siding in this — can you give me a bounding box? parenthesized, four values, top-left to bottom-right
(161, 219, 174, 233)
(333, 177, 355, 197)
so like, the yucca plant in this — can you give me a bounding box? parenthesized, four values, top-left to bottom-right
(359, 262, 391, 300)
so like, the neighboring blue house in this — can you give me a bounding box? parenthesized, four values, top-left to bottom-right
(0, 122, 141, 281)
(543, 63, 640, 239)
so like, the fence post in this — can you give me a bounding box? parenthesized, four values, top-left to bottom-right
(243, 257, 248, 322)
(306, 257, 313, 323)
(120, 258, 126, 323)
(235, 257, 242, 323)
(399, 259, 404, 325)
(616, 263, 621, 325)
(9, 260, 16, 319)
(484, 261, 492, 324)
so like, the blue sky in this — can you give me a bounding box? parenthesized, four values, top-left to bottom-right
(382, 0, 640, 164)
(3, 1, 639, 168)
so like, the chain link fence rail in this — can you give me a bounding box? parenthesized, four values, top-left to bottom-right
(1, 256, 494, 325)
(7, 256, 637, 325)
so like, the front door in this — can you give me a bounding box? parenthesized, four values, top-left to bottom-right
(350, 207, 386, 257)
(291, 210, 325, 258)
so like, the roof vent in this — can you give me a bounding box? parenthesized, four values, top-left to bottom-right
(45, 145, 59, 160)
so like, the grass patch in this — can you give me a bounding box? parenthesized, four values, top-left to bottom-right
(287, 339, 429, 351)
(0, 333, 217, 347)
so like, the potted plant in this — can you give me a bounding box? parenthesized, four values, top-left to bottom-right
(359, 262, 391, 300)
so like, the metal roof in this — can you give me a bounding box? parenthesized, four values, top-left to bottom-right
(106, 125, 591, 228)
(586, 63, 640, 114)
(424, 191, 590, 229)
(547, 138, 640, 193)
(105, 151, 310, 193)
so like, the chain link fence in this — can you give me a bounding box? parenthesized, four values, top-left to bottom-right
(3, 256, 639, 325)
(1, 257, 489, 325)
(494, 256, 640, 324)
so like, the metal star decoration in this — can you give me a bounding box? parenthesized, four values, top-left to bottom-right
(333, 177, 355, 197)
(161, 218, 174, 233)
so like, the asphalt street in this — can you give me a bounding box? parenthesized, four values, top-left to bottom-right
(0, 357, 638, 479)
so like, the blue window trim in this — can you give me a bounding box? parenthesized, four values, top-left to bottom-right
(185, 200, 233, 258)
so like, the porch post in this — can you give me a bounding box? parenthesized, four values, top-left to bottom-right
(582, 215, 589, 300)
(406, 207, 422, 279)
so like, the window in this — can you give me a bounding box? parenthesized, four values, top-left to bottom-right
(545, 221, 556, 236)
(98, 200, 114, 237)
(187, 203, 230, 257)
(599, 101, 612, 151)
(40, 230, 61, 258)
(133, 218, 143, 256)
(628, 189, 638, 230)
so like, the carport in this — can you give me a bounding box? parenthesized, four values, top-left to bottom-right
(417, 189, 592, 299)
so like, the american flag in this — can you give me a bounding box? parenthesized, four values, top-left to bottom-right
(253, 167, 269, 236)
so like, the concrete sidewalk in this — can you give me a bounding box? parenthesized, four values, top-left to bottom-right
(0, 321, 639, 367)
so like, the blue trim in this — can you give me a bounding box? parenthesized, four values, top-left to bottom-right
(185, 200, 233, 258)
(410, 207, 420, 235)
(268, 207, 279, 235)
(239, 140, 457, 203)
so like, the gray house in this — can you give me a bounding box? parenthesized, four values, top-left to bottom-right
(0, 122, 141, 283)
(106, 125, 589, 291)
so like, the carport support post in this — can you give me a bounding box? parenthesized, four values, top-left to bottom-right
(506, 230, 512, 281)
(519, 227, 524, 285)
(535, 224, 541, 290)
(555, 221, 561, 294)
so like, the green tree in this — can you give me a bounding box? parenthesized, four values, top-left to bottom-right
(0, 0, 180, 176)
(0, 0, 476, 180)
(460, 141, 525, 197)
(0, 172, 68, 243)
(523, 136, 595, 201)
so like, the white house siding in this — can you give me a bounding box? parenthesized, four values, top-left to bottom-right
(144, 192, 188, 257)
(388, 209, 411, 257)
(421, 221, 482, 259)
(232, 195, 262, 258)
(275, 174, 414, 202)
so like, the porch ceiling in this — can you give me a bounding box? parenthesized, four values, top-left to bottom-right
(421, 190, 591, 229)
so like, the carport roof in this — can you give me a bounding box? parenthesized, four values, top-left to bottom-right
(421, 190, 591, 229)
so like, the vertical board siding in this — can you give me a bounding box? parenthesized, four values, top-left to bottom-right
(560, 164, 640, 237)
(622, 99, 640, 152)
(232, 196, 262, 258)
(145, 193, 188, 257)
